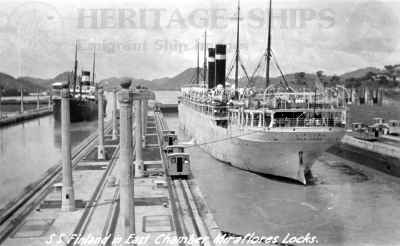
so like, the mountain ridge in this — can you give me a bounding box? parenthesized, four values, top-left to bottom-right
(0, 66, 397, 96)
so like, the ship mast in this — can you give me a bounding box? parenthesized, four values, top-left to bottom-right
(92, 47, 96, 86)
(266, 0, 272, 88)
(196, 40, 200, 84)
(234, 0, 240, 99)
(203, 31, 207, 86)
(73, 41, 78, 96)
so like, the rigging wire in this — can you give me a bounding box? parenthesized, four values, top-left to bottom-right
(271, 49, 297, 92)
(253, 50, 267, 75)
(189, 69, 197, 84)
(249, 48, 268, 84)
(226, 54, 236, 81)
(239, 56, 251, 84)
(271, 49, 289, 88)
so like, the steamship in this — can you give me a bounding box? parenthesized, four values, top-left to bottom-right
(52, 45, 106, 122)
(178, 1, 348, 184)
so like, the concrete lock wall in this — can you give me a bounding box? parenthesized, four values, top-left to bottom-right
(342, 135, 400, 159)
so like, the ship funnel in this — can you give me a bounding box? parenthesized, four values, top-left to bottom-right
(81, 71, 91, 85)
(207, 48, 215, 89)
(215, 44, 226, 88)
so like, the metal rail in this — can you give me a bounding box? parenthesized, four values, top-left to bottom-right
(73, 137, 139, 246)
(101, 188, 120, 246)
(100, 147, 139, 246)
(68, 144, 120, 246)
(0, 107, 53, 127)
(155, 111, 213, 246)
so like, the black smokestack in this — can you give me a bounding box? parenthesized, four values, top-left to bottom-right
(215, 44, 226, 87)
(207, 48, 215, 89)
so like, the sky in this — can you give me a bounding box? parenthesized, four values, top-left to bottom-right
(0, 0, 399, 80)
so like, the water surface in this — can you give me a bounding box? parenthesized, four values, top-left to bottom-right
(164, 113, 400, 246)
(0, 92, 114, 209)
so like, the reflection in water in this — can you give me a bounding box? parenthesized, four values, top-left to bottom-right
(0, 116, 98, 209)
(0, 92, 113, 209)
(52, 120, 100, 148)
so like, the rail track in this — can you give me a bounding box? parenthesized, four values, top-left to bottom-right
(67, 144, 120, 246)
(155, 111, 213, 246)
(69, 134, 139, 246)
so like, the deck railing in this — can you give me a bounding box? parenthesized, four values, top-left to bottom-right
(182, 97, 346, 128)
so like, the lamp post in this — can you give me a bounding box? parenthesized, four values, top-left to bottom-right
(118, 84, 135, 239)
(61, 88, 75, 211)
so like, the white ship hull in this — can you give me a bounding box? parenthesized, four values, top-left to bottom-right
(179, 103, 345, 184)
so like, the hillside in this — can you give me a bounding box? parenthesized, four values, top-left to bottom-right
(98, 68, 321, 91)
(18, 71, 74, 89)
(99, 68, 205, 91)
(243, 73, 320, 89)
(0, 73, 47, 96)
(340, 67, 382, 80)
(98, 67, 348, 91)
(1, 65, 399, 95)
(100, 76, 138, 90)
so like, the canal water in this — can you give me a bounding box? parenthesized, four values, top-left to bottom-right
(0, 92, 114, 209)
(159, 93, 400, 246)
(2, 90, 400, 245)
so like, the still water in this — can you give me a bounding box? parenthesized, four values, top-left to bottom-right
(164, 113, 400, 246)
(0, 92, 114, 209)
(2, 90, 400, 245)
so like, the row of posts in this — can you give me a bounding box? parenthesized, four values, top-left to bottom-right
(349, 87, 384, 106)
(59, 84, 155, 241)
(0, 89, 52, 119)
(0, 88, 52, 116)
(19, 88, 51, 113)
(120, 87, 154, 239)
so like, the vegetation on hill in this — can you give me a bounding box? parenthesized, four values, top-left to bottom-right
(0, 73, 46, 96)
(1, 65, 399, 96)
(98, 68, 204, 91)
(0, 71, 75, 96)
(343, 65, 399, 89)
